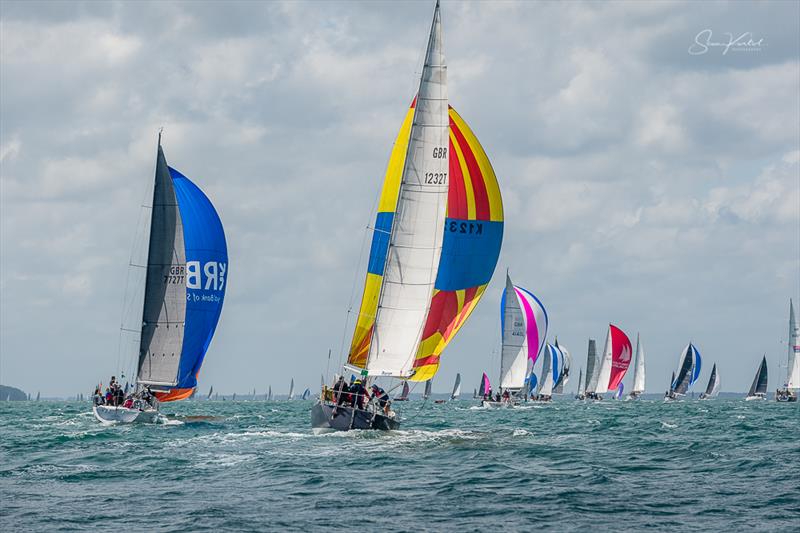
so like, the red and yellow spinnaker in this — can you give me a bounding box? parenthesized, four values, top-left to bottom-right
(348, 100, 504, 380)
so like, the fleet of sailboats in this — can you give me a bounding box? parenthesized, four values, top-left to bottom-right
(74, 2, 796, 430)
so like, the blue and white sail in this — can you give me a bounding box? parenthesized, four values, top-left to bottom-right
(670, 343, 702, 396)
(137, 138, 228, 402)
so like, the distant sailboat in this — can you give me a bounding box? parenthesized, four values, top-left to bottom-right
(302, 388, 311, 401)
(288, 379, 295, 401)
(552, 340, 571, 394)
(450, 373, 462, 400)
(311, 1, 503, 432)
(35, 392, 40, 401)
(93, 134, 228, 424)
(394, 381, 410, 401)
(575, 367, 583, 399)
(745, 356, 768, 401)
(665, 343, 702, 401)
(578, 339, 598, 400)
(267, 386, 272, 401)
(584, 325, 633, 400)
(232, 392, 237, 401)
(485, 272, 547, 407)
(473, 388, 478, 399)
(699, 363, 720, 400)
(776, 299, 799, 402)
(614, 383, 624, 400)
(422, 380, 432, 400)
(478, 373, 491, 399)
(207, 386, 213, 400)
(627, 334, 646, 400)
(534, 344, 557, 401)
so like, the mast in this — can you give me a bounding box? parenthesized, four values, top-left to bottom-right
(364, 0, 449, 378)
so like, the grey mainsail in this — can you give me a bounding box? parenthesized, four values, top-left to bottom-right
(703, 364, 720, 397)
(747, 356, 768, 396)
(137, 143, 187, 387)
(584, 339, 597, 392)
(671, 347, 694, 395)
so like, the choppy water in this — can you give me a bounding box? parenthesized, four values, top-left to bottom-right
(1, 398, 798, 531)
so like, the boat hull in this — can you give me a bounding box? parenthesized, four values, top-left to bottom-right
(480, 400, 515, 408)
(311, 402, 399, 433)
(775, 390, 798, 402)
(93, 405, 158, 424)
(744, 394, 767, 401)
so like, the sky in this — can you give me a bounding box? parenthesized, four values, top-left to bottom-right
(1, 0, 798, 398)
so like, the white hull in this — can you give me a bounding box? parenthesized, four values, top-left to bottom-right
(93, 405, 158, 424)
(744, 394, 767, 401)
(480, 400, 514, 409)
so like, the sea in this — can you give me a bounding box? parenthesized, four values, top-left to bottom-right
(1, 397, 798, 531)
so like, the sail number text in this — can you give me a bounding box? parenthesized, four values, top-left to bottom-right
(432, 147, 447, 159)
(424, 172, 447, 184)
(447, 221, 484, 235)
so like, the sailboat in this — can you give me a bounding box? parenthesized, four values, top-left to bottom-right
(776, 299, 799, 402)
(207, 386, 213, 400)
(627, 334, 646, 400)
(745, 355, 768, 401)
(423, 380, 432, 400)
(584, 325, 633, 400)
(477, 373, 491, 400)
(450, 373, 462, 400)
(94, 134, 227, 424)
(302, 388, 311, 401)
(288, 379, 295, 401)
(699, 363, 720, 400)
(533, 343, 558, 402)
(575, 367, 583, 399)
(483, 272, 547, 407)
(311, 2, 503, 432)
(614, 383, 624, 400)
(552, 340, 571, 395)
(665, 343, 702, 401)
(35, 392, 40, 401)
(394, 381, 410, 401)
(267, 386, 272, 401)
(577, 339, 597, 400)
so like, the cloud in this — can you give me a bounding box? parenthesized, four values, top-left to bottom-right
(0, 0, 798, 396)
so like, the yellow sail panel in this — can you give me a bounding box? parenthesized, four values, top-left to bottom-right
(410, 107, 504, 381)
(347, 104, 415, 368)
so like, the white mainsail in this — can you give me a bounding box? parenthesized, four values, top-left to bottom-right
(585, 339, 599, 393)
(538, 345, 555, 396)
(288, 378, 294, 400)
(366, 2, 449, 377)
(786, 299, 800, 390)
(589, 329, 613, 394)
(631, 333, 646, 394)
(501, 274, 528, 389)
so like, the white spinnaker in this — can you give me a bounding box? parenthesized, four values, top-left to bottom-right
(590, 327, 613, 394)
(538, 345, 555, 396)
(501, 274, 528, 389)
(632, 334, 646, 394)
(787, 299, 800, 390)
(367, 2, 449, 377)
